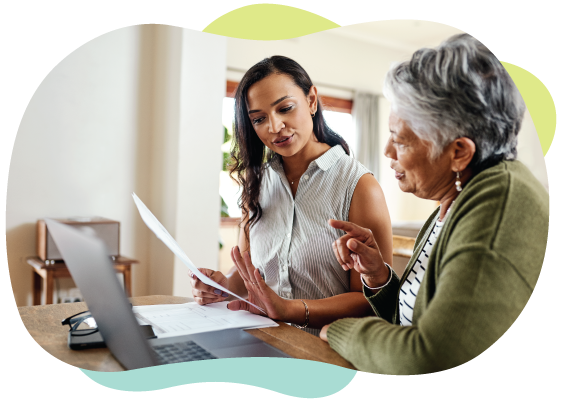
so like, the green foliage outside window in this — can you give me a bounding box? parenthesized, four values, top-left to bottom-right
(219, 126, 232, 250)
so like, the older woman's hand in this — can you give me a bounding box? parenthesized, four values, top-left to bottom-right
(320, 324, 330, 342)
(329, 219, 390, 289)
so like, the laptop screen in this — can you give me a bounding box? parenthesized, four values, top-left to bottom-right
(45, 219, 158, 369)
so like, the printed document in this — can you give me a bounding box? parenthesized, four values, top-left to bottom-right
(133, 302, 277, 338)
(132, 192, 265, 314)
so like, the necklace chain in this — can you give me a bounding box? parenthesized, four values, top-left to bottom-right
(288, 175, 301, 185)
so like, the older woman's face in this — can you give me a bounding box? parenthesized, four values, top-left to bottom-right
(384, 113, 454, 201)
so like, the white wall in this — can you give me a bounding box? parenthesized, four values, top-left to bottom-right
(172, 29, 226, 296)
(7, 26, 151, 306)
(7, 25, 227, 306)
(145, 25, 181, 297)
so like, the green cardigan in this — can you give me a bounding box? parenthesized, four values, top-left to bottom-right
(327, 160, 549, 374)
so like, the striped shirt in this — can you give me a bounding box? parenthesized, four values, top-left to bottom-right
(399, 219, 445, 326)
(249, 145, 370, 335)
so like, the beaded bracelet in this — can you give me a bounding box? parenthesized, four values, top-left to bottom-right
(361, 262, 394, 290)
(295, 299, 309, 329)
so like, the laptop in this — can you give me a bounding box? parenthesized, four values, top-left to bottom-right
(44, 218, 291, 370)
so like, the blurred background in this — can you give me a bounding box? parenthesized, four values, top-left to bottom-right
(6, 22, 548, 307)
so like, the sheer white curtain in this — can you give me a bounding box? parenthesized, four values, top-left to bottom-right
(352, 92, 380, 180)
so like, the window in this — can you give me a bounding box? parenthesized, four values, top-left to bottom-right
(220, 82, 354, 217)
(220, 97, 241, 217)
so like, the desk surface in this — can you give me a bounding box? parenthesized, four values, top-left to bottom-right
(18, 295, 355, 371)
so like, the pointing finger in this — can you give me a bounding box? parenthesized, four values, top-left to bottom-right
(329, 219, 372, 241)
(346, 238, 385, 277)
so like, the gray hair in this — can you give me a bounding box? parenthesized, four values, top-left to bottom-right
(383, 33, 526, 172)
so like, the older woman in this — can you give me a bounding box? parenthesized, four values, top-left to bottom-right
(320, 33, 549, 374)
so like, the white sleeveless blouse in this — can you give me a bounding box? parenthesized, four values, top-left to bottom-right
(249, 145, 371, 335)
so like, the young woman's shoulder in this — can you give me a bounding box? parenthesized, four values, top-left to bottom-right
(349, 173, 386, 214)
(346, 162, 393, 265)
(331, 149, 371, 179)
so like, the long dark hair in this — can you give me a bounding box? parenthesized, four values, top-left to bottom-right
(230, 56, 350, 242)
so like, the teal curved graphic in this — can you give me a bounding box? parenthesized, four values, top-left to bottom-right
(81, 358, 356, 396)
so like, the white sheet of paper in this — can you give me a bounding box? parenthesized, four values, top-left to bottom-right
(132, 302, 277, 338)
(132, 192, 266, 314)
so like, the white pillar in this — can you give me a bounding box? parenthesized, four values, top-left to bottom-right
(172, 30, 227, 296)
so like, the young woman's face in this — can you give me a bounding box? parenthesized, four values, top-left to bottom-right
(246, 74, 317, 158)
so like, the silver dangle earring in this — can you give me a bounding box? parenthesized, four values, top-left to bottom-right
(455, 171, 462, 192)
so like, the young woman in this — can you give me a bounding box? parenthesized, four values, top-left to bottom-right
(191, 56, 393, 335)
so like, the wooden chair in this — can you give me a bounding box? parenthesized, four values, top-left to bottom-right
(392, 235, 416, 259)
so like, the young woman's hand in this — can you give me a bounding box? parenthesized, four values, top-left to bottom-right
(329, 219, 390, 289)
(227, 246, 288, 320)
(190, 268, 230, 305)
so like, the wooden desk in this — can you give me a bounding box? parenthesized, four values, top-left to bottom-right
(392, 235, 416, 259)
(27, 256, 139, 306)
(18, 295, 355, 372)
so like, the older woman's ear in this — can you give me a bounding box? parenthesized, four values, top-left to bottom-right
(451, 137, 476, 172)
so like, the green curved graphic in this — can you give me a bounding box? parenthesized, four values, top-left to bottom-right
(81, 358, 356, 396)
(502, 62, 556, 156)
(202, 4, 340, 40)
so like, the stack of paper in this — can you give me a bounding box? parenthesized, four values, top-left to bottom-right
(133, 302, 278, 339)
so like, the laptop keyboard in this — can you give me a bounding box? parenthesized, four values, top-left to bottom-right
(153, 341, 217, 364)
